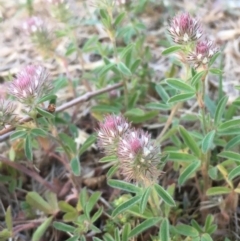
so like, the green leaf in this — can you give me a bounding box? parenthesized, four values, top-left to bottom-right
(124, 110, 158, 123)
(25, 135, 33, 161)
(0, 229, 12, 239)
(31, 128, 48, 137)
(26, 192, 52, 214)
(117, 62, 132, 76)
(5, 206, 12, 232)
(108, 179, 141, 193)
(162, 45, 182, 55)
(32, 216, 53, 241)
(106, 165, 118, 178)
(129, 218, 161, 237)
(209, 68, 223, 75)
(120, 44, 133, 61)
(125, 108, 144, 116)
(122, 223, 131, 241)
(201, 233, 213, 241)
(82, 35, 98, 52)
(59, 133, 76, 153)
(53, 221, 75, 232)
(103, 233, 115, 241)
(206, 187, 232, 196)
(155, 84, 169, 103)
(112, 195, 142, 217)
(179, 161, 201, 185)
(218, 151, 240, 163)
(165, 78, 195, 92)
(145, 102, 171, 111)
(204, 214, 214, 232)
(37, 94, 57, 104)
(168, 93, 195, 104)
(99, 156, 117, 163)
(66, 237, 80, 241)
(228, 166, 240, 180)
(99, 63, 116, 77)
(91, 105, 120, 113)
(191, 220, 203, 233)
(202, 130, 215, 153)
(58, 201, 76, 213)
(191, 71, 206, 86)
(218, 118, 240, 131)
(140, 186, 151, 213)
(79, 135, 96, 155)
(167, 152, 199, 162)
(159, 218, 170, 241)
(225, 135, 240, 150)
(205, 225, 217, 235)
(86, 191, 101, 216)
(154, 184, 175, 206)
(36, 107, 55, 119)
(128, 91, 140, 109)
(175, 224, 199, 237)
(179, 126, 201, 158)
(91, 207, 103, 223)
(130, 59, 141, 73)
(93, 238, 103, 241)
(214, 96, 228, 126)
(114, 12, 125, 26)
(10, 130, 27, 141)
(70, 156, 81, 176)
(209, 52, 221, 67)
(45, 192, 58, 213)
(65, 43, 77, 56)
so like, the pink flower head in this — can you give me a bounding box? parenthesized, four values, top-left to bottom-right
(0, 99, 17, 129)
(22, 16, 44, 34)
(9, 65, 52, 107)
(97, 114, 130, 155)
(169, 13, 202, 44)
(188, 39, 218, 68)
(118, 129, 161, 183)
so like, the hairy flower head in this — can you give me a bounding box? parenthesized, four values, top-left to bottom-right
(0, 99, 17, 130)
(97, 114, 130, 155)
(169, 13, 202, 44)
(22, 16, 44, 34)
(118, 129, 161, 183)
(8, 65, 52, 108)
(188, 39, 218, 68)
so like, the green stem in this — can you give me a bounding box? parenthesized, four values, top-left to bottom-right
(111, 31, 128, 108)
(201, 75, 208, 135)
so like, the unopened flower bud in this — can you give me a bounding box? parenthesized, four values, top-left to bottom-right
(168, 13, 202, 44)
(8, 65, 52, 108)
(0, 99, 17, 129)
(188, 39, 218, 68)
(118, 129, 161, 183)
(97, 114, 130, 155)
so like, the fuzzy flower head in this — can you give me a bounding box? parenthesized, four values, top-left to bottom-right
(22, 16, 44, 35)
(188, 39, 218, 68)
(45, 0, 70, 22)
(97, 114, 130, 155)
(8, 65, 52, 108)
(118, 129, 161, 184)
(169, 13, 202, 44)
(0, 99, 17, 130)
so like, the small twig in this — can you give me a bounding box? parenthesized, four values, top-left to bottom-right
(156, 103, 181, 143)
(0, 155, 56, 193)
(0, 82, 123, 142)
